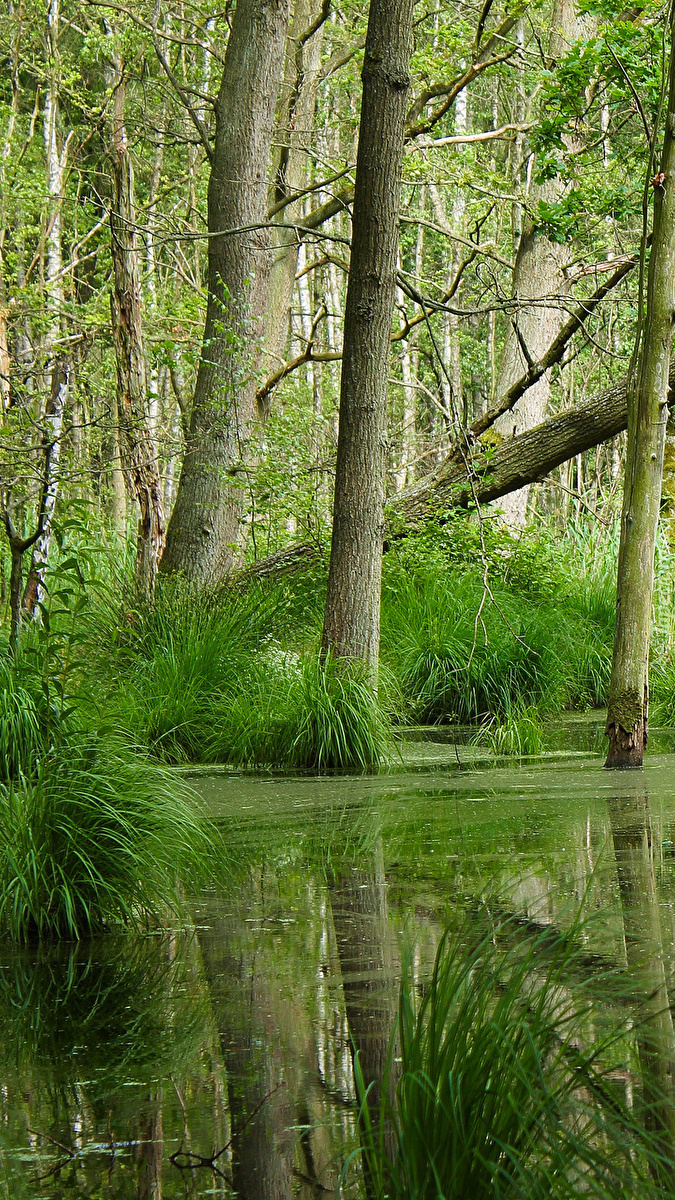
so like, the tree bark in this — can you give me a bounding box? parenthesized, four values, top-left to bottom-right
(263, 0, 326, 378)
(494, 0, 588, 525)
(109, 71, 165, 594)
(321, 0, 414, 664)
(160, 0, 290, 586)
(21, 361, 69, 615)
(606, 25, 675, 768)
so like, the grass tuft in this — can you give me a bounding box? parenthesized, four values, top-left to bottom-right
(287, 653, 393, 771)
(0, 730, 221, 942)
(355, 910, 671, 1199)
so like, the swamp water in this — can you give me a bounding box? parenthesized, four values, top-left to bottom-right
(4, 741, 675, 1197)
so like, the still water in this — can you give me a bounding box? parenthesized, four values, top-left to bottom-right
(3, 738, 675, 1197)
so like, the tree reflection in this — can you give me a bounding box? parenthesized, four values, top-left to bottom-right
(609, 780, 675, 1161)
(0, 934, 224, 1197)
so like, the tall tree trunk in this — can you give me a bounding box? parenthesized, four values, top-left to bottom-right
(494, 0, 585, 525)
(605, 25, 675, 768)
(321, 0, 414, 664)
(22, 0, 71, 610)
(263, 0, 326, 374)
(160, 0, 290, 586)
(109, 69, 166, 594)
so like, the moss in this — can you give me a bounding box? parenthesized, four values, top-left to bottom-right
(606, 688, 643, 734)
(479, 429, 503, 451)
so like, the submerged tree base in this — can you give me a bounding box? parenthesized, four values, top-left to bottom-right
(605, 720, 646, 768)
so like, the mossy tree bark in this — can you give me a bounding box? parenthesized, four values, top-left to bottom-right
(606, 24, 675, 768)
(321, 0, 414, 665)
(160, 0, 289, 586)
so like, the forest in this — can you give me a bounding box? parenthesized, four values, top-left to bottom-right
(6, 0, 675, 1194)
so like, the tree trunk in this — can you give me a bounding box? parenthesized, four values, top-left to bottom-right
(321, 0, 414, 664)
(263, 0, 326, 376)
(494, 0, 586, 525)
(160, 0, 290, 586)
(109, 71, 165, 594)
(605, 27, 675, 768)
(23, 0, 71, 612)
(21, 361, 69, 615)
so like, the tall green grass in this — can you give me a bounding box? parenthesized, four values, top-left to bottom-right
(0, 655, 223, 942)
(380, 565, 614, 726)
(355, 911, 672, 1199)
(0, 732, 219, 941)
(17, 516, 653, 771)
(89, 578, 391, 770)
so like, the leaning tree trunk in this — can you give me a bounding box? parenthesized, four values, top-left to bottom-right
(160, 0, 290, 586)
(244, 353, 675, 582)
(605, 26, 675, 768)
(321, 0, 414, 665)
(109, 72, 165, 594)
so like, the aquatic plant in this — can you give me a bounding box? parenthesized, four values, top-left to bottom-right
(354, 912, 672, 1199)
(0, 726, 221, 942)
(476, 704, 544, 757)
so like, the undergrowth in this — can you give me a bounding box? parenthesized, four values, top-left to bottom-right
(0, 657, 222, 943)
(13, 513, 675, 773)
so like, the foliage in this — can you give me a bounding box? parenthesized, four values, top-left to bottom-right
(379, 542, 614, 726)
(354, 911, 671, 1200)
(285, 653, 394, 771)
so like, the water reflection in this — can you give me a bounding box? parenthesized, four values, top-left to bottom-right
(609, 780, 675, 1160)
(7, 758, 675, 1195)
(0, 935, 228, 1197)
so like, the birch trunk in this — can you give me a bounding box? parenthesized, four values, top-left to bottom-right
(321, 0, 414, 665)
(605, 28, 675, 767)
(21, 362, 69, 615)
(23, 0, 71, 610)
(160, 0, 290, 585)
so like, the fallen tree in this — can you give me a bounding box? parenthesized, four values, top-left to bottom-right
(244, 362, 675, 578)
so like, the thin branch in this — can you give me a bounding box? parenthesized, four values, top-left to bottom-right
(268, 166, 353, 218)
(468, 253, 639, 440)
(411, 121, 533, 150)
